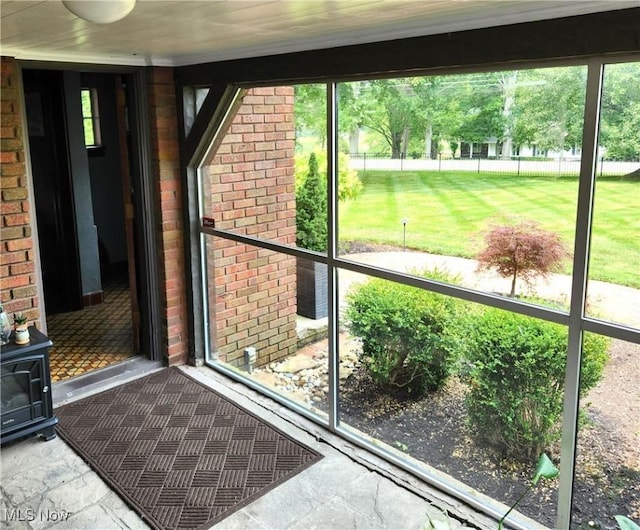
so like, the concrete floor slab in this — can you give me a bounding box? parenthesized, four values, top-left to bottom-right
(0, 365, 484, 530)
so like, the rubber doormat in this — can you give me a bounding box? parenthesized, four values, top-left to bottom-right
(55, 367, 323, 529)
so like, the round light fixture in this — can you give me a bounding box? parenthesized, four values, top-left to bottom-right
(62, 0, 136, 24)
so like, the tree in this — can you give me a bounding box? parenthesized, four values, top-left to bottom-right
(294, 84, 326, 148)
(296, 152, 327, 252)
(497, 70, 518, 159)
(296, 62, 639, 163)
(358, 79, 420, 158)
(453, 72, 506, 153)
(337, 83, 363, 153)
(412, 76, 462, 159)
(476, 220, 570, 297)
(599, 61, 640, 161)
(512, 67, 587, 156)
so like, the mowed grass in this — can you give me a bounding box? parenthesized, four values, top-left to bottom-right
(338, 170, 640, 288)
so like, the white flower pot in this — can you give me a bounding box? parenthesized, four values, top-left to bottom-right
(14, 325, 30, 345)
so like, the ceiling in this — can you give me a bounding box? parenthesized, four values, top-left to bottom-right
(1, 0, 638, 67)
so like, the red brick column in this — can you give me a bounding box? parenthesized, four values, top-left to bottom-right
(147, 67, 189, 365)
(0, 57, 39, 325)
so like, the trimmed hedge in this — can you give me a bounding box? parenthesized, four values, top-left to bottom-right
(345, 271, 462, 397)
(462, 308, 609, 459)
(344, 269, 610, 460)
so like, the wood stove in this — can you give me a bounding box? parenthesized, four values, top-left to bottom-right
(1, 327, 58, 446)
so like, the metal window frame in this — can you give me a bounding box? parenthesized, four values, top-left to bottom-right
(80, 87, 102, 147)
(191, 56, 640, 530)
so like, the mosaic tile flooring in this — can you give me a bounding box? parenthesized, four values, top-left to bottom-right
(47, 272, 137, 382)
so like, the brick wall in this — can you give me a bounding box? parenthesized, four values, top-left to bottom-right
(0, 60, 189, 365)
(2, 60, 289, 371)
(203, 87, 297, 368)
(0, 57, 39, 325)
(147, 67, 189, 366)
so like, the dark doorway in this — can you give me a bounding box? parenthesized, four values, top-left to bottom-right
(23, 70, 83, 314)
(23, 68, 141, 381)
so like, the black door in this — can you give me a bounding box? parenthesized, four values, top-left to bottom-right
(23, 70, 83, 314)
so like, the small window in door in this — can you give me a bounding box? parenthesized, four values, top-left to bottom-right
(81, 88, 102, 148)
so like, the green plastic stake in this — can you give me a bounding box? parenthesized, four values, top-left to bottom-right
(498, 454, 559, 529)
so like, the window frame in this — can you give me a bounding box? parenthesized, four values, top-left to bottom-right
(190, 53, 640, 530)
(80, 87, 102, 149)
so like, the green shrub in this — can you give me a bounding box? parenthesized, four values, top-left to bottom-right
(296, 152, 327, 252)
(463, 308, 609, 459)
(344, 270, 462, 396)
(295, 151, 362, 202)
(334, 152, 363, 201)
(296, 151, 362, 252)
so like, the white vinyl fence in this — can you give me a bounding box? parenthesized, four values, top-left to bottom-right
(349, 155, 639, 177)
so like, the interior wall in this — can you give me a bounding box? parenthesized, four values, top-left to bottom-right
(81, 72, 128, 269)
(62, 71, 101, 298)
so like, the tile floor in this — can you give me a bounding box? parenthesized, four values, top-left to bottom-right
(46, 271, 137, 382)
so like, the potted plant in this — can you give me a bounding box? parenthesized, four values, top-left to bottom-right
(13, 312, 30, 345)
(296, 152, 328, 319)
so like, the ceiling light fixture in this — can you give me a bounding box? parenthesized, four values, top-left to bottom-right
(62, 0, 136, 24)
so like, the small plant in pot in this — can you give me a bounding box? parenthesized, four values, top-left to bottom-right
(13, 312, 30, 345)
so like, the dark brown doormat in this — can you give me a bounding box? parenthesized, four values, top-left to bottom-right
(55, 367, 323, 530)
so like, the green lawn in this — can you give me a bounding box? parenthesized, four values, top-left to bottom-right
(338, 171, 640, 288)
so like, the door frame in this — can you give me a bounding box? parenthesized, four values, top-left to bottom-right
(19, 61, 162, 362)
(21, 69, 84, 314)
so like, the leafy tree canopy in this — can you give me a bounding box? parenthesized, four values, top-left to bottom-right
(295, 61, 640, 162)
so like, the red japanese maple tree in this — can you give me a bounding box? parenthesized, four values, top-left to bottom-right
(477, 220, 571, 297)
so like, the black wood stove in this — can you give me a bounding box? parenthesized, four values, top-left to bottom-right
(1, 327, 58, 446)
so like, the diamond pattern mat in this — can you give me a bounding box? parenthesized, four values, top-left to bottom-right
(55, 368, 323, 530)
